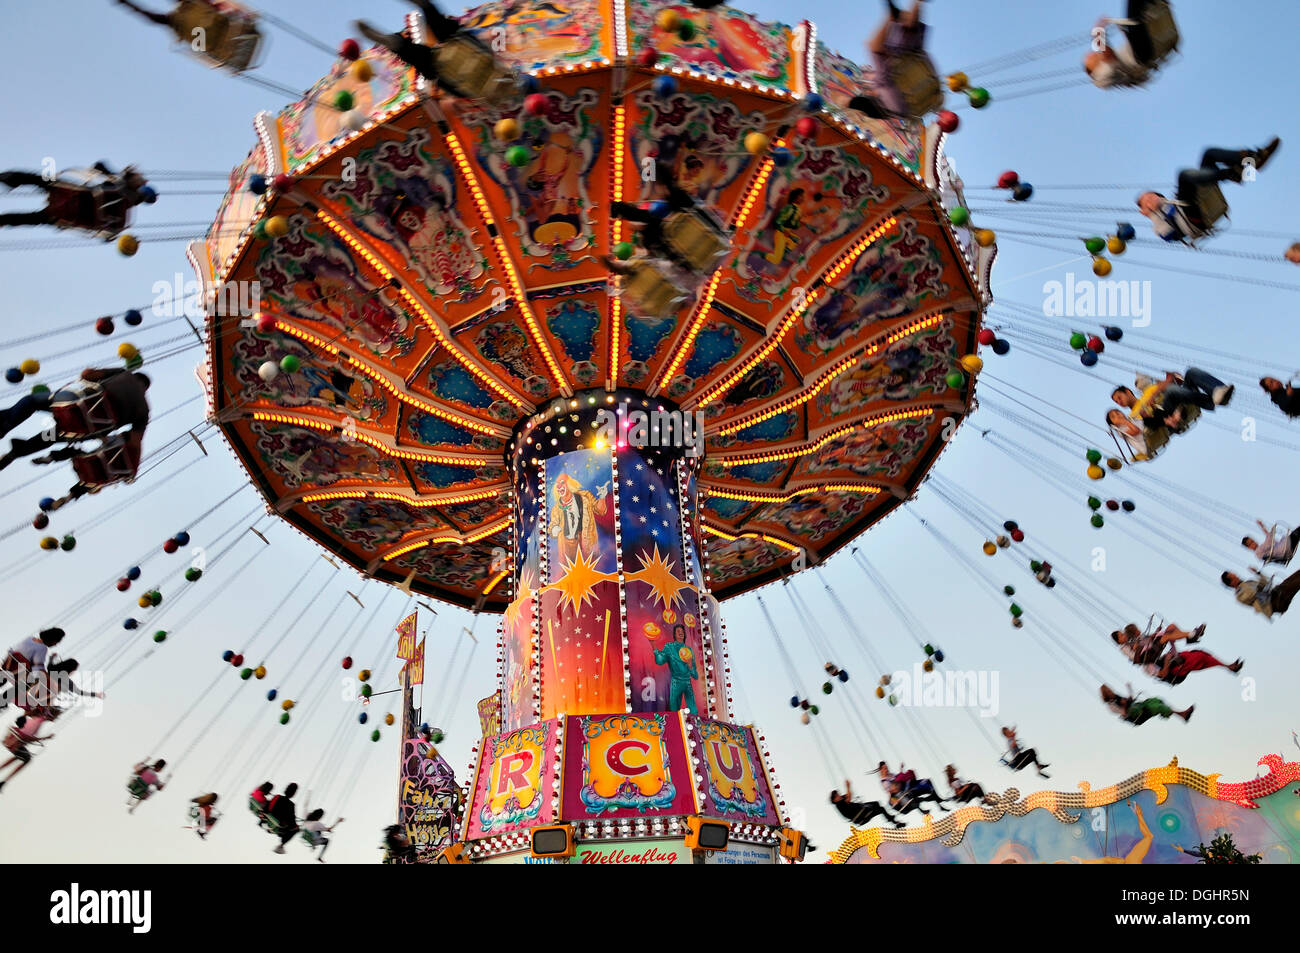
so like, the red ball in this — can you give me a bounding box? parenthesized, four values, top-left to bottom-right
(795, 116, 817, 138)
(524, 93, 548, 116)
(163, 538, 179, 554)
(978, 328, 996, 346)
(116, 578, 130, 592)
(32, 513, 49, 530)
(1106, 499, 1120, 511)
(342, 656, 353, 670)
(231, 653, 244, 666)
(996, 170, 1020, 189)
(1010, 528, 1025, 543)
(255, 313, 276, 333)
(272, 174, 294, 193)
(936, 110, 960, 133)
(636, 46, 659, 67)
(1086, 335, 1104, 353)
(95, 317, 115, 336)
(339, 38, 361, 61)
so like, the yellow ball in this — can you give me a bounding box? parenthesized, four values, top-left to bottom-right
(744, 132, 770, 155)
(138, 595, 151, 608)
(946, 72, 969, 92)
(265, 216, 290, 239)
(255, 665, 267, 679)
(117, 234, 139, 257)
(494, 118, 520, 141)
(875, 686, 885, 699)
(657, 9, 680, 31)
(1106, 457, 1122, 471)
(19, 360, 40, 376)
(1092, 257, 1112, 277)
(959, 354, 983, 374)
(359, 669, 371, 682)
(384, 713, 395, 726)
(281, 699, 294, 711)
(350, 59, 373, 83)
(117, 342, 139, 361)
(922, 659, 934, 672)
(40, 536, 58, 551)
(974, 228, 996, 248)
(1087, 464, 1105, 480)
(982, 541, 997, 556)
(1106, 236, 1126, 255)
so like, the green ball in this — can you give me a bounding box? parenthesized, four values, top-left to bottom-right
(923, 643, 934, 656)
(887, 694, 898, 706)
(1003, 585, 1015, 596)
(431, 731, 445, 744)
(822, 682, 833, 694)
(361, 683, 372, 697)
(153, 631, 167, 643)
(613, 241, 635, 260)
(1085, 448, 1102, 464)
(185, 567, 202, 581)
(945, 370, 966, 389)
(809, 704, 820, 715)
(60, 535, 76, 552)
(677, 20, 696, 41)
(1091, 513, 1105, 528)
(149, 590, 162, 606)
(240, 667, 253, 680)
(30, 384, 50, 398)
(1009, 603, 1023, 617)
(279, 712, 290, 725)
(1030, 560, 1042, 572)
(253, 219, 268, 240)
(334, 90, 355, 111)
(370, 729, 381, 742)
(1083, 237, 1105, 255)
(1087, 496, 1101, 510)
(506, 145, 531, 167)
(967, 87, 990, 108)
(279, 354, 301, 373)
(948, 207, 971, 227)
(1069, 332, 1086, 349)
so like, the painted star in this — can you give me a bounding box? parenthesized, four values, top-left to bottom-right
(626, 543, 694, 611)
(551, 547, 607, 615)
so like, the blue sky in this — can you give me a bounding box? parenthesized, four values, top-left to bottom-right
(0, 0, 1296, 863)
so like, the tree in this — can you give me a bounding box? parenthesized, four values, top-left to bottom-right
(1182, 832, 1262, 865)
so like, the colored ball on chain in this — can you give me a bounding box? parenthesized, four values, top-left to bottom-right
(1012, 617, 1023, 629)
(124, 309, 143, 326)
(280, 713, 290, 725)
(116, 578, 130, 592)
(977, 328, 996, 346)
(875, 686, 885, 699)
(653, 75, 677, 97)
(266, 688, 278, 701)
(1104, 325, 1123, 342)
(822, 682, 833, 695)
(771, 147, 792, 167)
(1083, 237, 1105, 255)
(371, 729, 381, 742)
(163, 538, 179, 554)
(1087, 496, 1101, 510)
(40, 537, 58, 551)
(359, 712, 368, 725)
(1011, 183, 1033, 201)
(255, 666, 266, 679)
(677, 19, 696, 41)
(945, 370, 966, 389)
(253, 220, 268, 240)
(982, 541, 997, 556)
(29, 384, 48, 398)
(39, 497, 56, 512)
(96, 316, 118, 336)
(342, 656, 353, 670)
(272, 173, 293, 192)
(1081, 350, 1099, 367)
(149, 590, 162, 606)
(838, 670, 849, 682)
(996, 535, 1009, 548)
(248, 173, 267, 195)
(948, 207, 970, 227)
(281, 699, 294, 711)
(124, 619, 138, 630)
(494, 118, 519, 141)
(1106, 457, 1122, 470)
(173, 531, 190, 547)
(359, 669, 371, 682)
(341, 109, 367, 133)
(1122, 499, 1135, 512)
(936, 110, 959, 133)
(506, 145, 531, 167)
(809, 705, 819, 716)
(992, 338, 1011, 355)
(933, 650, 944, 663)
(1003, 585, 1015, 596)
(254, 313, 275, 334)
(636, 46, 659, 67)
(967, 87, 990, 108)
(1087, 464, 1105, 480)
(800, 712, 811, 724)
(1030, 560, 1042, 572)
(139, 596, 154, 609)
(1002, 520, 1018, 531)
(4, 368, 23, 384)
(1009, 603, 1022, 617)
(31, 512, 48, 529)
(361, 683, 372, 698)
(385, 713, 395, 726)
(1116, 222, 1136, 242)
(265, 216, 289, 238)
(127, 566, 141, 580)
(333, 92, 355, 113)
(744, 132, 770, 155)
(795, 116, 817, 138)
(960, 354, 983, 374)
(1010, 528, 1025, 543)
(1087, 335, 1104, 353)
(946, 72, 969, 92)
(922, 659, 934, 672)
(257, 360, 278, 382)
(1069, 332, 1086, 349)
(279, 355, 301, 374)
(350, 59, 373, 83)
(613, 241, 635, 260)
(1092, 257, 1113, 277)
(524, 92, 548, 115)
(802, 92, 823, 112)
(996, 170, 1019, 189)
(231, 653, 243, 666)
(1086, 448, 1102, 464)
(222, 650, 234, 662)
(1091, 513, 1105, 528)
(656, 8, 680, 30)
(117, 234, 139, 257)
(240, 667, 252, 680)
(339, 38, 360, 60)
(887, 694, 898, 706)
(974, 228, 996, 247)
(1106, 499, 1119, 511)
(799, 699, 810, 711)
(1107, 236, 1126, 255)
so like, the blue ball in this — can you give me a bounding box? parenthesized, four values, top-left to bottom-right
(933, 649, 945, 663)
(359, 712, 369, 724)
(789, 695, 800, 708)
(1104, 325, 1123, 342)
(653, 75, 677, 97)
(138, 186, 158, 204)
(521, 74, 540, 94)
(38, 497, 55, 511)
(222, 650, 234, 662)
(266, 688, 278, 701)
(1116, 222, 1136, 242)
(1081, 350, 1099, 367)
(991, 338, 1011, 356)
(174, 531, 191, 546)
(5, 368, 23, 384)
(646, 200, 670, 219)
(124, 309, 143, 326)
(1012, 182, 1033, 202)
(802, 92, 824, 112)
(771, 147, 792, 167)
(249, 174, 267, 195)
(123, 618, 138, 630)
(127, 566, 141, 580)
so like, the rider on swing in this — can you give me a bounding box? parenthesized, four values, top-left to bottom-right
(1000, 726, 1050, 777)
(0, 162, 154, 237)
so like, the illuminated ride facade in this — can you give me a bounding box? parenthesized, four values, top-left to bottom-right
(195, 0, 994, 863)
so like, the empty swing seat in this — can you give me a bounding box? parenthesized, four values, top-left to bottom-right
(433, 34, 518, 107)
(620, 260, 689, 319)
(661, 209, 729, 273)
(172, 0, 265, 73)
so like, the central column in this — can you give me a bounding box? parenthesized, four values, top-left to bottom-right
(499, 389, 728, 733)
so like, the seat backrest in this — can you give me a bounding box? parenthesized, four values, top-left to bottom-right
(1193, 182, 1228, 228)
(662, 212, 729, 272)
(1144, 1, 1180, 61)
(886, 52, 944, 118)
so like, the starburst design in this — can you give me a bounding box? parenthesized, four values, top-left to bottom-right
(505, 567, 535, 629)
(627, 543, 694, 611)
(551, 547, 606, 615)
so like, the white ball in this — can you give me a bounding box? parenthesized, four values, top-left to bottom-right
(342, 109, 367, 132)
(258, 360, 279, 382)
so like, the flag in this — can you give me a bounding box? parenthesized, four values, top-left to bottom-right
(396, 612, 418, 660)
(404, 639, 425, 685)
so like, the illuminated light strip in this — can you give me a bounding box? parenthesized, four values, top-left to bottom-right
(717, 355, 858, 436)
(654, 269, 722, 391)
(482, 569, 508, 596)
(264, 316, 501, 435)
(697, 216, 898, 407)
(704, 483, 881, 504)
(299, 488, 499, 507)
(250, 411, 497, 465)
(731, 139, 783, 230)
(313, 208, 525, 409)
(700, 524, 801, 553)
(712, 405, 935, 466)
(607, 104, 627, 387)
(380, 518, 511, 561)
(444, 131, 566, 393)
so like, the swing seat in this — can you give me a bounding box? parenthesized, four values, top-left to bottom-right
(433, 34, 519, 107)
(618, 259, 689, 319)
(884, 51, 943, 119)
(50, 385, 119, 439)
(661, 209, 729, 274)
(127, 777, 149, 800)
(71, 437, 142, 489)
(1142, 0, 1179, 63)
(172, 0, 265, 73)
(1188, 181, 1228, 235)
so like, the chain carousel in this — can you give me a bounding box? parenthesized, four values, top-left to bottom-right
(193, 0, 995, 864)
